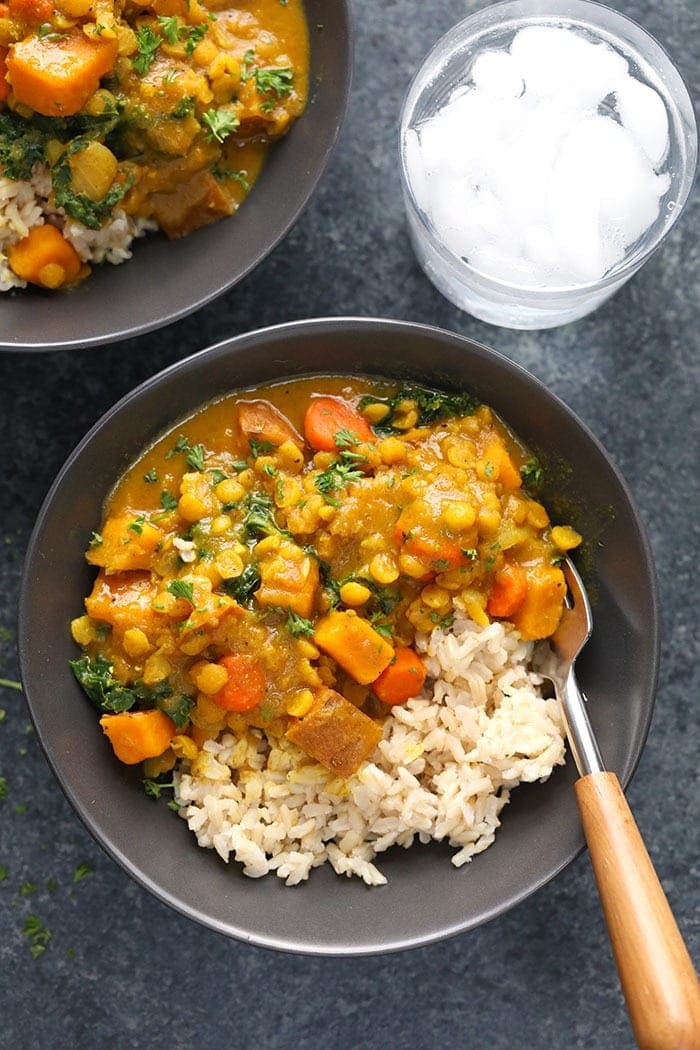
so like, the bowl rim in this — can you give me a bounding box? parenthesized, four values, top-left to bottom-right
(18, 316, 660, 953)
(0, 2, 354, 353)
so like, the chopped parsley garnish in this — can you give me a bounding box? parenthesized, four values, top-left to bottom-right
(165, 435, 206, 472)
(184, 21, 209, 56)
(461, 548, 478, 560)
(315, 450, 366, 503)
(20, 881, 37, 896)
(72, 864, 92, 883)
(38, 23, 68, 41)
(211, 166, 250, 190)
(202, 107, 239, 143)
(23, 915, 51, 960)
(127, 515, 146, 535)
(333, 428, 360, 449)
(160, 491, 178, 512)
(0, 679, 22, 692)
(210, 469, 229, 485)
(143, 778, 175, 800)
(283, 610, 315, 638)
(143, 468, 158, 483)
(167, 579, 194, 603)
(172, 96, 195, 119)
(133, 25, 161, 75)
(254, 67, 294, 112)
(248, 438, 276, 459)
(521, 457, 543, 489)
(157, 14, 184, 44)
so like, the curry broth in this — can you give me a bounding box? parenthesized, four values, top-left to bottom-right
(72, 376, 580, 775)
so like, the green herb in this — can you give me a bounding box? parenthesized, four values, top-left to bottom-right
(222, 562, 260, 606)
(461, 548, 478, 560)
(172, 95, 195, 119)
(167, 579, 194, 603)
(520, 457, 543, 490)
(211, 166, 250, 190)
(0, 679, 22, 692)
(162, 68, 180, 85)
(143, 468, 158, 483)
(167, 800, 181, 812)
(127, 515, 146, 535)
(283, 610, 315, 638)
(201, 107, 239, 143)
(72, 864, 92, 883)
(157, 14, 184, 44)
(38, 23, 68, 41)
(20, 881, 37, 896)
(0, 776, 7, 799)
(315, 450, 366, 501)
(184, 21, 208, 55)
(143, 778, 175, 800)
(160, 491, 178, 511)
(52, 138, 132, 229)
(210, 468, 229, 485)
(89, 531, 103, 548)
(248, 437, 276, 459)
(243, 491, 290, 541)
(254, 67, 293, 112)
(262, 463, 277, 478)
(369, 616, 392, 639)
(23, 915, 51, 960)
(361, 384, 480, 433)
(0, 113, 48, 180)
(334, 428, 360, 449)
(69, 656, 191, 727)
(239, 47, 256, 80)
(431, 611, 455, 629)
(133, 24, 161, 75)
(165, 435, 205, 471)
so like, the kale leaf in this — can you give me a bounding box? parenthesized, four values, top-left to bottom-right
(70, 654, 193, 728)
(360, 383, 480, 433)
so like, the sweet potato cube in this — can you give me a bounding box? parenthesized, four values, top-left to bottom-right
(85, 570, 161, 632)
(99, 709, 176, 765)
(511, 563, 567, 640)
(285, 687, 383, 777)
(255, 541, 319, 618)
(150, 170, 235, 239)
(7, 29, 117, 117)
(313, 611, 394, 685)
(87, 514, 162, 574)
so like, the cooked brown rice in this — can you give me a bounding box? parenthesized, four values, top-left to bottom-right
(0, 164, 154, 291)
(173, 613, 566, 886)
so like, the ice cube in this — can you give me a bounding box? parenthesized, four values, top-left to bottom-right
(467, 244, 538, 286)
(522, 225, 561, 271)
(404, 128, 430, 214)
(510, 26, 628, 109)
(471, 49, 524, 98)
(615, 75, 669, 168)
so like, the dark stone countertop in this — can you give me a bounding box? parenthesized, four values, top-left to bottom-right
(0, 1, 698, 1047)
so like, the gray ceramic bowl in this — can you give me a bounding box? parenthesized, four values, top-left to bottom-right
(0, 3, 352, 352)
(19, 318, 659, 954)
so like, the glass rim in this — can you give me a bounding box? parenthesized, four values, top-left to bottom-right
(398, 0, 699, 298)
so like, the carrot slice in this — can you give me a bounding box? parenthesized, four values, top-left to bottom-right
(211, 653, 266, 711)
(304, 396, 376, 451)
(99, 709, 176, 765)
(486, 563, 528, 618)
(372, 648, 426, 706)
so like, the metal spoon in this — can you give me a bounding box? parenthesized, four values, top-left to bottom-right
(545, 559, 700, 1050)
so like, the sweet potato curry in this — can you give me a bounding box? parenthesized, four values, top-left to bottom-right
(0, 0, 308, 287)
(70, 377, 582, 782)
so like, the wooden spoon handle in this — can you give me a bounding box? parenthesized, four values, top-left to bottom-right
(575, 771, 700, 1049)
